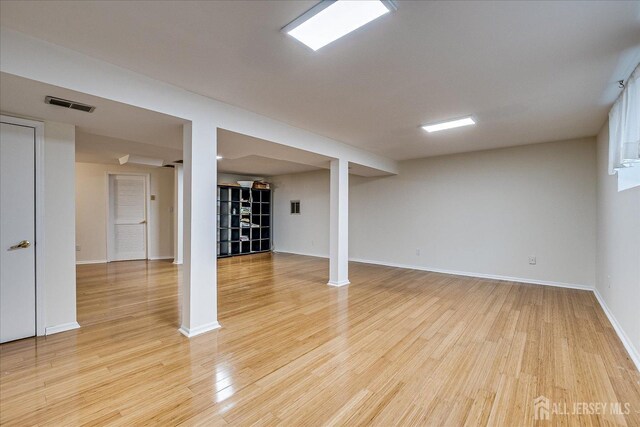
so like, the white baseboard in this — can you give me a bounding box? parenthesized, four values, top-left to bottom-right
(173, 259, 183, 265)
(45, 321, 80, 335)
(328, 280, 350, 287)
(76, 259, 107, 265)
(274, 251, 592, 291)
(77, 257, 174, 264)
(592, 289, 640, 371)
(273, 249, 329, 259)
(349, 257, 594, 291)
(178, 321, 221, 338)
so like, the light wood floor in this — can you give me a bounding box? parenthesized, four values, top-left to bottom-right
(1, 253, 639, 426)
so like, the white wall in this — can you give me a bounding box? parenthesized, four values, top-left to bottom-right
(272, 138, 597, 288)
(43, 121, 78, 331)
(595, 121, 640, 366)
(75, 162, 175, 263)
(271, 171, 330, 258)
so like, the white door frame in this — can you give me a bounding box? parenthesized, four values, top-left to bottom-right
(0, 115, 46, 336)
(105, 172, 151, 262)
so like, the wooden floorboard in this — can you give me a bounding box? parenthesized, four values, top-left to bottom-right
(1, 253, 638, 425)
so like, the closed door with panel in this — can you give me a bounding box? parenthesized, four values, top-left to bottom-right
(108, 174, 148, 261)
(0, 121, 36, 343)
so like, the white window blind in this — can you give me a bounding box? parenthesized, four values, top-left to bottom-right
(609, 64, 639, 175)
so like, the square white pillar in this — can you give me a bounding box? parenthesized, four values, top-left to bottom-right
(173, 163, 183, 265)
(179, 122, 220, 337)
(328, 158, 350, 287)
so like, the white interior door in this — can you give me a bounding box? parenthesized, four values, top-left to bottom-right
(1, 122, 36, 343)
(108, 174, 148, 261)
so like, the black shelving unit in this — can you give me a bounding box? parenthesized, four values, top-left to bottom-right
(217, 185, 271, 257)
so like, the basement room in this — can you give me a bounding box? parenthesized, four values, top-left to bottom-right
(0, 1, 638, 425)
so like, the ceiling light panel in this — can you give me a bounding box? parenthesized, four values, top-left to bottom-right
(283, 0, 396, 51)
(422, 116, 476, 133)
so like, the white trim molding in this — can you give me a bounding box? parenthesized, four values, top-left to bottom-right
(76, 257, 174, 265)
(178, 321, 221, 338)
(328, 280, 350, 287)
(592, 289, 640, 371)
(76, 259, 107, 265)
(0, 114, 46, 337)
(273, 250, 329, 259)
(349, 258, 594, 291)
(275, 251, 594, 291)
(45, 321, 80, 336)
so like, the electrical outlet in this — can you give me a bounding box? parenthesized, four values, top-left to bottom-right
(528, 256, 536, 265)
(416, 248, 421, 256)
(76, 245, 81, 252)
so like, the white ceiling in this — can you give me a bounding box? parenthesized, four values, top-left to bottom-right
(218, 156, 322, 177)
(74, 132, 182, 165)
(1, 1, 638, 160)
(0, 73, 335, 175)
(0, 72, 185, 149)
(217, 129, 330, 174)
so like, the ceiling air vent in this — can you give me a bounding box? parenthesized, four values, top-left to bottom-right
(45, 96, 96, 113)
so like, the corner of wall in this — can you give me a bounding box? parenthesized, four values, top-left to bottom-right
(43, 121, 78, 329)
(594, 119, 640, 371)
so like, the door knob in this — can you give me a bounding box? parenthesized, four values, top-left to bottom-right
(9, 240, 31, 250)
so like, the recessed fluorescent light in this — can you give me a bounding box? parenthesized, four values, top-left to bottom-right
(283, 0, 396, 51)
(422, 116, 476, 133)
(217, 155, 223, 160)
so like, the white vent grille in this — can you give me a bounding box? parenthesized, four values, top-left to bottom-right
(45, 96, 95, 113)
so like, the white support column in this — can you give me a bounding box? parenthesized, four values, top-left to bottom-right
(173, 163, 184, 265)
(328, 158, 350, 287)
(179, 121, 220, 337)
